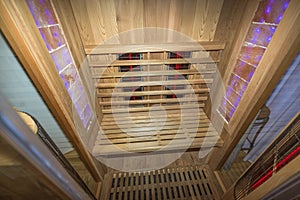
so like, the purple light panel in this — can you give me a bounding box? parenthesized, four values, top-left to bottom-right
(218, 0, 290, 122)
(26, 0, 92, 128)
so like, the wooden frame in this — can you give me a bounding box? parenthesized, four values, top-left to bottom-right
(0, 0, 103, 181)
(0, 94, 93, 200)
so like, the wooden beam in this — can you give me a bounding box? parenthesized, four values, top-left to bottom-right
(207, 0, 300, 170)
(85, 41, 226, 54)
(0, 0, 103, 181)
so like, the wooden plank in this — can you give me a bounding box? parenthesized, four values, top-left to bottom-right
(85, 41, 226, 54)
(93, 137, 222, 154)
(100, 96, 207, 106)
(102, 103, 205, 114)
(101, 117, 210, 130)
(98, 88, 210, 98)
(89, 57, 219, 67)
(97, 78, 212, 88)
(98, 128, 217, 142)
(93, 69, 216, 78)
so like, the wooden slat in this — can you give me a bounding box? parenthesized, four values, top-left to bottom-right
(101, 165, 221, 200)
(85, 41, 225, 54)
(102, 103, 204, 114)
(89, 57, 219, 67)
(101, 117, 210, 130)
(97, 78, 212, 88)
(93, 69, 216, 79)
(100, 96, 207, 106)
(98, 88, 209, 98)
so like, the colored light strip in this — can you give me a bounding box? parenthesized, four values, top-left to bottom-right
(250, 145, 300, 190)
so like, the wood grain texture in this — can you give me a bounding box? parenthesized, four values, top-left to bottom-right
(70, 0, 224, 45)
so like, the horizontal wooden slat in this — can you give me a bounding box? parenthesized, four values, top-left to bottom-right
(93, 137, 222, 154)
(102, 103, 204, 114)
(96, 79, 212, 88)
(101, 112, 207, 126)
(89, 57, 219, 67)
(99, 96, 207, 106)
(101, 117, 210, 132)
(99, 126, 216, 139)
(97, 88, 210, 98)
(93, 69, 216, 79)
(85, 41, 225, 54)
(93, 107, 222, 155)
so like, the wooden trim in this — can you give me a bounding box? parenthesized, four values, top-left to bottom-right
(207, 0, 300, 170)
(0, 0, 102, 181)
(0, 95, 93, 200)
(85, 41, 225, 54)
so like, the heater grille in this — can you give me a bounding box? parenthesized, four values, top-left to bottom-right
(101, 165, 218, 200)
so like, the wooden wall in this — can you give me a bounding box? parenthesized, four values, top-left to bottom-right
(70, 0, 224, 45)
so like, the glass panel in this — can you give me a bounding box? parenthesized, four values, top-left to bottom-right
(245, 24, 277, 47)
(253, 0, 290, 24)
(82, 104, 92, 127)
(239, 45, 265, 67)
(39, 26, 65, 51)
(59, 64, 77, 90)
(26, 0, 58, 27)
(233, 60, 256, 82)
(225, 86, 242, 108)
(50, 47, 72, 71)
(219, 97, 236, 121)
(227, 73, 249, 97)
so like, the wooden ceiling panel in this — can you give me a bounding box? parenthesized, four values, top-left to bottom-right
(70, 0, 224, 45)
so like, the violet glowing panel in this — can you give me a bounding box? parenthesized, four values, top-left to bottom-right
(233, 60, 256, 83)
(218, 0, 290, 122)
(239, 45, 265, 67)
(39, 26, 65, 51)
(245, 24, 277, 47)
(227, 73, 248, 97)
(253, 0, 290, 24)
(50, 47, 72, 71)
(60, 64, 77, 90)
(225, 86, 242, 108)
(218, 97, 236, 122)
(26, 0, 93, 128)
(26, 0, 58, 27)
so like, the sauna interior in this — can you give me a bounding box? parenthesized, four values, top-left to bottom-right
(0, 0, 299, 199)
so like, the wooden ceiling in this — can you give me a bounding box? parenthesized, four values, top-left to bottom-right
(70, 0, 224, 45)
